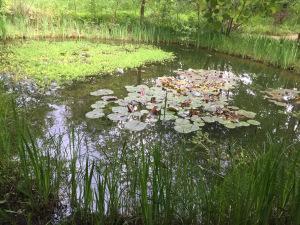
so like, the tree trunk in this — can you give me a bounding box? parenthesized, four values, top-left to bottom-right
(225, 18, 233, 36)
(197, 1, 200, 26)
(140, 0, 146, 24)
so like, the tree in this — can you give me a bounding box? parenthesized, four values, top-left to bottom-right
(140, 0, 146, 23)
(203, 0, 283, 35)
(0, 0, 6, 39)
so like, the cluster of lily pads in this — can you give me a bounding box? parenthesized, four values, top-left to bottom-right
(263, 88, 300, 107)
(262, 88, 300, 119)
(85, 69, 260, 133)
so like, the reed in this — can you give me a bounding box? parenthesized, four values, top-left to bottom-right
(0, 89, 299, 225)
(3, 15, 299, 72)
(0, 91, 65, 224)
(61, 133, 299, 225)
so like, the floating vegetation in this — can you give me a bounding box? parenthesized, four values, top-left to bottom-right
(101, 96, 118, 101)
(263, 88, 300, 119)
(87, 70, 260, 133)
(159, 69, 238, 95)
(263, 88, 300, 106)
(90, 89, 114, 96)
(0, 41, 174, 84)
(124, 120, 147, 132)
(85, 109, 105, 119)
(91, 101, 108, 109)
(107, 113, 128, 122)
(247, 120, 261, 126)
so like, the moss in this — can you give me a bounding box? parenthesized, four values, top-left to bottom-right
(0, 41, 174, 84)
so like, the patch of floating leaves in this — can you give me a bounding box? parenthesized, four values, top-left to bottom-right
(86, 69, 260, 133)
(262, 88, 300, 120)
(263, 88, 300, 107)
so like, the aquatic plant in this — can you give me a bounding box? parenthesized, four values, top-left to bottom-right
(0, 94, 66, 224)
(263, 88, 300, 106)
(0, 41, 174, 85)
(87, 69, 260, 133)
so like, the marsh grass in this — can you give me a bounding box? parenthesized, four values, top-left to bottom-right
(3, 16, 299, 73)
(0, 91, 66, 224)
(193, 33, 299, 71)
(204, 138, 300, 225)
(58, 131, 299, 225)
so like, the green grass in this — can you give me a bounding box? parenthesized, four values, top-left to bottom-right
(0, 40, 174, 84)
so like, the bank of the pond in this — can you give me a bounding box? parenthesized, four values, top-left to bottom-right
(2, 21, 300, 74)
(0, 41, 174, 84)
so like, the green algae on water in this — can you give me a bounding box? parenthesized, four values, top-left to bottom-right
(0, 41, 174, 85)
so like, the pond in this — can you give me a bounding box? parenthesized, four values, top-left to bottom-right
(8, 43, 298, 154)
(1, 41, 300, 222)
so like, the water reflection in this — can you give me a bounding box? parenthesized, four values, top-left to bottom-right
(5, 44, 300, 159)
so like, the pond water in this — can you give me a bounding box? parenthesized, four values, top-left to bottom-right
(1, 42, 300, 160)
(1, 42, 300, 220)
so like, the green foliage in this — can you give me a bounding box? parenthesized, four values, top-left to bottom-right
(204, 139, 300, 225)
(0, 0, 6, 38)
(0, 41, 174, 84)
(203, 0, 284, 35)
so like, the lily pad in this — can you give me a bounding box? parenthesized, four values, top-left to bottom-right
(146, 103, 162, 110)
(174, 123, 200, 134)
(161, 114, 178, 121)
(140, 110, 149, 115)
(201, 116, 216, 123)
(116, 99, 129, 107)
(112, 106, 129, 115)
(227, 106, 239, 111)
(268, 100, 288, 107)
(124, 120, 147, 132)
(247, 120, 261, 126)
(107, 113, 128, 122)
(125, 85, 138, 93)
(131, 111, 142, 117)
(91, 101, 108, 109)
(177, 110, 190, 118)
(237, 121, 250, 127)
(85, 109, 105, 119)
(216, 118, 228, 125)
(236, 110, 256, 119)
(190, 115, 201, 122)
(101, 96, 118, 101)
(193, 121, 205, 127)
(224, 123, 237, 129)
(175, 118, 190, 126)
(90, 89, 114, 96)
